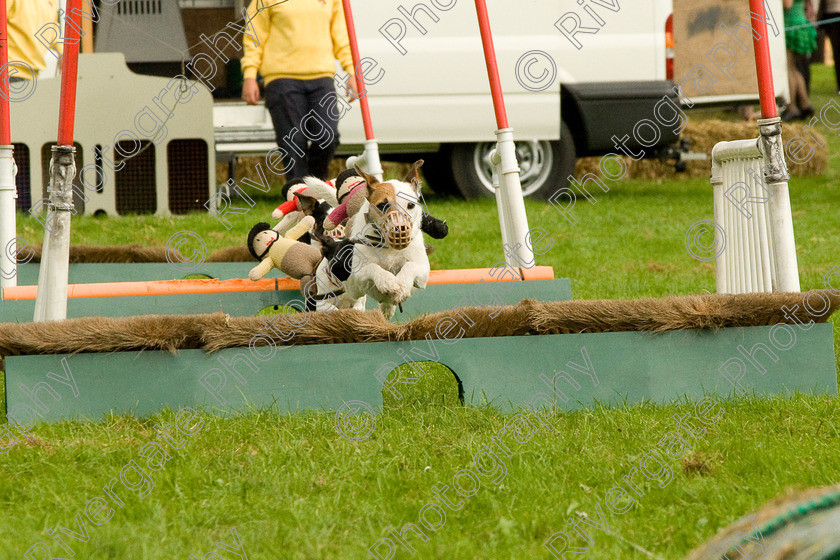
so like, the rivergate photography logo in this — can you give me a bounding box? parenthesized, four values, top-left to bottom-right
(334, 400, 378, 442)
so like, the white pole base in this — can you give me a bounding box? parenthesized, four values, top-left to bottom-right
(34, 145, 76, 322)
(0, 145, 18, 289)
(346, 139, 384, 182)
(493, 128, 534, 269)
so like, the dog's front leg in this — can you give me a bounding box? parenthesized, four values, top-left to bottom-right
(394, 262, 429, 302)
(355, 262, 401, 298)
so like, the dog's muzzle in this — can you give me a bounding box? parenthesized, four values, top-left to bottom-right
(385, 210, 412, 249)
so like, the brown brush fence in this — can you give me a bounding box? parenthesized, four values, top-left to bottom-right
(18, 244, 253, 264)
(1, 292, 837, 372)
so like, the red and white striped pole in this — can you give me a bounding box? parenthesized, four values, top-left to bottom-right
(34, 0, 83, 321)
(474, 0, 533, 269)
(747, 0, 799, 292)
(0, 0, 17, 289)
(341, 0, 383, 180)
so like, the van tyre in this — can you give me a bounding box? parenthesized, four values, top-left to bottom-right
(450, 122, 576, 200)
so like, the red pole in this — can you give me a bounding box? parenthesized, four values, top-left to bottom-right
(748, 0, 778, 118)
(474, 0, 509, 130)
(0, 0, 10, 145)
(341, 0, 375, 141)
(57, 0, 83, 145)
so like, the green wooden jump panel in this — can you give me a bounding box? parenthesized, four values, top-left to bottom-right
(0, 279, 572, 323)
(4, 323, 835, 423)
(14, 262, 256, 285)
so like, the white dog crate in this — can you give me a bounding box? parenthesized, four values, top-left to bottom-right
(11, 53, 215, 216)
(94, 0, 190, 78)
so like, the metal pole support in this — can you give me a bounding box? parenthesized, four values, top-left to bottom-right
(758, 117, 799, 292)
(34, 144, 76, 321)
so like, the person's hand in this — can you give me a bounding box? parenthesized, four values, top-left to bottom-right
(346, 74, 361, 103)
(242, 78, 260, 105)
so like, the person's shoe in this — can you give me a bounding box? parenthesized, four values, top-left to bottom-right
(781, 108, 802, 122)
(800, 107, 815, 119)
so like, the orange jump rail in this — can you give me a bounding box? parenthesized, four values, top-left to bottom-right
(2, 266, 554, 301)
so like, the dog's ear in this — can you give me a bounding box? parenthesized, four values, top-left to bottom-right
(296, 193, 317, 215)
(354, 165, 379, 187)
(403, 160, 424, 194)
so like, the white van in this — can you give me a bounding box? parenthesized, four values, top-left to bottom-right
(214, 0, 788, 199)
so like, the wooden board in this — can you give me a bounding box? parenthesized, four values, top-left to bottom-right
(4, 323, 835, 422)
(0, 279, 573, 323)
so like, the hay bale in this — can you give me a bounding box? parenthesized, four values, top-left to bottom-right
(222, 157, 415, 189)
(685, 485, 840, 560)
(574, 119, 828, 181)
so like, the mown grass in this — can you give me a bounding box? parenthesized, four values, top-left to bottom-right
(2, 394, 839, 559)
(1, 66, 839, 560)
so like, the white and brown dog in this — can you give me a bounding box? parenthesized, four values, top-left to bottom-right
(343, 161, 429, 318)
(310, 161, 429, 319)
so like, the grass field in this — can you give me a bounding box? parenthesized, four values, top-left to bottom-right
(1, 66, 839, 559)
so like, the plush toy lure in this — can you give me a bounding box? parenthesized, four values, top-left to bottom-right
(320, 165, 450, 243)
(247, 216, 323, 301)
(271, 178, 338, 236)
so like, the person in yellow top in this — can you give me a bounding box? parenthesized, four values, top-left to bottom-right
(241, 0, 359, 182)
(7, 0, 61, 82)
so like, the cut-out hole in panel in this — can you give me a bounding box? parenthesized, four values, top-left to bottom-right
(167, 139, 209, 214)
(381, 362, 463, 410)
(13, 143, 30, 211)
(115, 140, 156, 215)
(256, 304, 302, 317)
(40, 142, 85, 214)
(93, 145, 104, 193)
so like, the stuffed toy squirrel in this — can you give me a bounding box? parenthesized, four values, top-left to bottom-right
(247, 217, 323, 303)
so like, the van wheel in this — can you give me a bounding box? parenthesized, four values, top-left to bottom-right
(450, 123, 576, 200)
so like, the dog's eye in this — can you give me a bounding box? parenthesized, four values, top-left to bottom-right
(376, 202, 389, 212)
(407, 203, 416, 210)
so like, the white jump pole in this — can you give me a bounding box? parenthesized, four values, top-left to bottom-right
(0, 0, 18, 290)
(33, 0, 83, 321)
(749, 0, 799, 292)
(474, 0, 534, 269)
